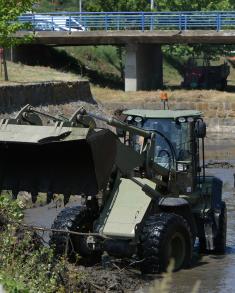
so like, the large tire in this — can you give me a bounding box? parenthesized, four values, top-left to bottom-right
(139, 213, 193, 274)
(199, 201, 227, 254)
(214, 201, 227, 253)
(50, 205, 99, 258)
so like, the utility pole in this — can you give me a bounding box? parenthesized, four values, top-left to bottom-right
(79, 0, 82, 13)
(150, 0, 154, 10)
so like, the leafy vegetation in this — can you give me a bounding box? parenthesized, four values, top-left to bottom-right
(35, 0, 151, 12)
(0, 196, 81, 293)
(163, 44, 235, 61)
(0, 0, 35, 48)
(0, 0, 35, 80)
(153, 0, 234, 11)
(36, 0, 235, 12)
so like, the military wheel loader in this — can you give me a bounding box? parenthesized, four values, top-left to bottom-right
(0, 104, 226, 273)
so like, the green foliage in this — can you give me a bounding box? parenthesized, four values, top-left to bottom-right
(84, 0, 235, 12)
(37, 0, 235, 12)
(155, 0, 234, 11)
(36, 0, 150, 12)
(84, 0, 150, 12)
(36, 0, 78, 12)
(43, 0, 235, 11)
(0, 0, 35, 48)
(0, 230, 66, 292)
(163, 44, 235, 60)
(0, 195, 81, 293)
(0, 195, 23, 221)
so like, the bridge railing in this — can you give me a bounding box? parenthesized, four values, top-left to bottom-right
(18, 11, 235, 32)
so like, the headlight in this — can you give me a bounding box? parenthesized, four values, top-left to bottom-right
(134, 116, 142, 123)
(187, 117, 194, 122)
(177, 163, 188, 171)
(178, 117, 186, 123)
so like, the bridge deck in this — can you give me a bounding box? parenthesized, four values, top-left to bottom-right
(16, 30, 235, 45)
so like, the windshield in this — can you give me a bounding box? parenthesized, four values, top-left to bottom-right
(130, 118, 192, 169)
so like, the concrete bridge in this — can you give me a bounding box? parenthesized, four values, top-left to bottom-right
(15, 11, 235, 91)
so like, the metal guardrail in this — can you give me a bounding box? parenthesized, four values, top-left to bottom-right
(18, 11, 235, 32)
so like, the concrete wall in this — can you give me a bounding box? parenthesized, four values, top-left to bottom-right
(0, 81, 95, 114)
(137, 44, 163, 90)
(125, 44, 163, 91)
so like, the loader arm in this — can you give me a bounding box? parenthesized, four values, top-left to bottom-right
(77, 108, 171, 197)
(0, 105, 170, 202)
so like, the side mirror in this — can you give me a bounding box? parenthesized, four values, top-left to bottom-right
(195, 120, 206, 138)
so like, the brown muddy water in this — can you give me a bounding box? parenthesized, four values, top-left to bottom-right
(24, 134, 235, 293)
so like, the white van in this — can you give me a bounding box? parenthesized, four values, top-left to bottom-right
(47, 15, 86, 31)
(20, 14, 86, 31)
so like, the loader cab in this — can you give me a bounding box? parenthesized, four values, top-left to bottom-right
(123, 109, 206, 195)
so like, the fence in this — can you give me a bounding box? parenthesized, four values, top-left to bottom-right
(18, 11, 235, 32)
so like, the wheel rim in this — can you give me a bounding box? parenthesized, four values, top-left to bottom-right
(167, 232, 186, 270)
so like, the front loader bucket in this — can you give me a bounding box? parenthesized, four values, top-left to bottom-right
(0, 127, 117, 197)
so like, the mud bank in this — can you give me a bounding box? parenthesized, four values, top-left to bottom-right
(0, 81, 110, 123)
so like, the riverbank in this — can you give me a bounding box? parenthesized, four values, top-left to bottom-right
(1, 61, 235, 133)
(93, 87, 235, 134)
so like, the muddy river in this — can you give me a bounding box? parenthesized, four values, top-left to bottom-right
(24, 134, 235, 293)
(169, 166, 235, 293)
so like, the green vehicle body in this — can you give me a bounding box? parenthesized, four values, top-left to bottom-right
(0, 104, 226, 273)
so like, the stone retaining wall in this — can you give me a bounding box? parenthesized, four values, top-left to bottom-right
(0, 81, 95, 114)
(1, 81, 235, 134)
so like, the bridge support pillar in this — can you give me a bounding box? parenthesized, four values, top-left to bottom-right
(125, 44, 163, 91)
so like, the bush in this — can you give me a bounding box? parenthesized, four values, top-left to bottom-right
(0, 196, 81, 293)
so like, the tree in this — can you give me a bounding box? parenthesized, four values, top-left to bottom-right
(158, 0, 235, 59)
(155, 0, 233, 11)
(83, 0, 150, 12)
(38, 0, 235, 12)
(0, 0, 35, 80)
(83, 0, 234, 12)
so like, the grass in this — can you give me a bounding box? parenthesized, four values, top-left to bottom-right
(61, 46, 184, 89)
(3, 47, 235, 107)
(0, 61, 80, 84)
(50, 47, 235, 104)
(62, 46, 122, 78)
(91, 85, 235, 104)
(2, 58, 235, 108)
(163, 54, 185, 86)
